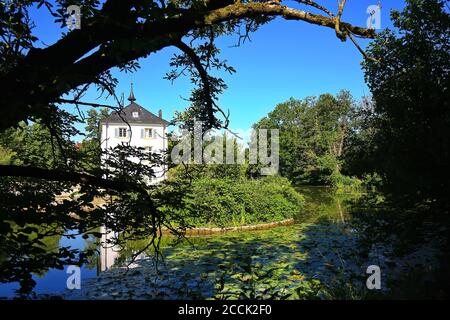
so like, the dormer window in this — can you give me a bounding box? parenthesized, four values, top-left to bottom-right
(132, 111, 139, 118)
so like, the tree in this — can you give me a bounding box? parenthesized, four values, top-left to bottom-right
(361, 0, 450, 209)
(0, 0, 374, 131)
(253, 90, 355, 185)
(343, 2, 450, 297)
(341, 96, 377, 178)
(0, 121, 72, 168)
(0, 0, 375, 294)
(77, 108, 110, 171)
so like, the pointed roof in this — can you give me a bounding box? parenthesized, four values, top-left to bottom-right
(128, 83, 136, 102)
(101, 84, 169, 125)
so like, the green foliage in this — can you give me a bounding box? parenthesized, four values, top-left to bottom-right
(361, 0, 450, 209)
(346, 3, 450, 297)
(0, 145, 17, 165)
(168, 131, 248, 180)
(214, 260, 321, 300)
(341, 97, 377, 177)
(0, 186, 86, 296)
(77, 108, 110, 172)
(170, 175, 304, 227)
(0, 121, 71, 168)
(0, 0, 380, 299)
(253, 91, 355, 186)
(0, 143, 167, 296)
(331, 173, 363, 194)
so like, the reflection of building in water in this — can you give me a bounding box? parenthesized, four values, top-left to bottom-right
(98, 226, 119, 272)
(97, 226, 149, 273)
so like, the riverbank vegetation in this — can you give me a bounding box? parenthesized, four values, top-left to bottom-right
(353, 0, 449, 298)
(167, 176, 303, 228)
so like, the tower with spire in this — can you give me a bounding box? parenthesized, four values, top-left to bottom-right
(128, 82, 136, 102)
(100, 83, 169, 184)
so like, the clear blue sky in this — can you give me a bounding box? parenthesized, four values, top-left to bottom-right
(29, 1, 406, 140)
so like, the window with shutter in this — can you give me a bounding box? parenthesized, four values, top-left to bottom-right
(118, 127, 127, 138)
(144, 128, 153, 138)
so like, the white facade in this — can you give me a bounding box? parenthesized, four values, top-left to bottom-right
(100, 91, 168, 184)
(101, 123, 168, 184)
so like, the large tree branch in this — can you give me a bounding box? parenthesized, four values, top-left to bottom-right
(200, 2, 373, 38)
(0, 0, 375, 132)
(173, 40, 216, 125)
(295, 0, 334, 17)
(335, 0, 348, 41)
(0, 165, 146, 193)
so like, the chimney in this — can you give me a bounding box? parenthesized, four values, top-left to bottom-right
(158, 109, 162, 118)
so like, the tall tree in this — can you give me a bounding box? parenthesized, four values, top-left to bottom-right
(253, 90, 354, 185)
(362, 0, 450, 209)
(77, 108, 110, 171)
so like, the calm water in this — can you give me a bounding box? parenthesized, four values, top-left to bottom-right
(0, 230, 98, 298)
(0, 186, 353, 298)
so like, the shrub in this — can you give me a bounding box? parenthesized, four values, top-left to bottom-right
(331, 173, 363, 194)
(178, 176, 304, 227)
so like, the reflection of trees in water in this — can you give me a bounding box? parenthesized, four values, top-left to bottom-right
(94, 188, 359, 283)
(83, 223, 374, 299)
(83, 231, 101, 271)
(295, 186, 358, 224)
(0, 222, 101, 296)
(100, 236, 165, 270)
(97, 232, 194, 272)
(96, 187, 357, 274)
(2, 223, 63, 279)
(0, 224, 64, 296)
(32, 229, 62, 278)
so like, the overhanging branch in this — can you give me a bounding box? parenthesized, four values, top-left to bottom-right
(0, 0, 376, 132)
(201, 2, 374, 39)
(173, 40, 216, 126)
(0, 165, 146, 193)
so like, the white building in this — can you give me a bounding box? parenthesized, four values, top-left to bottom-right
(100, 85, 169, 184)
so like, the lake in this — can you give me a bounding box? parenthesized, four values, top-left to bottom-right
(0, 186, 355, 299)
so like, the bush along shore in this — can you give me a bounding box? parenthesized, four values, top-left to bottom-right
(159, 175, 305, 228)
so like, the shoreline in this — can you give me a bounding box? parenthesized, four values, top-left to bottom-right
(161, 218, 295, 237)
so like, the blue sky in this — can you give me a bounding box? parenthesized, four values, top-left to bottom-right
(29, 1, 406, 140)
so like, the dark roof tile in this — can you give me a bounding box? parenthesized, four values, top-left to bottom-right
(101, 102, 169, 125)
